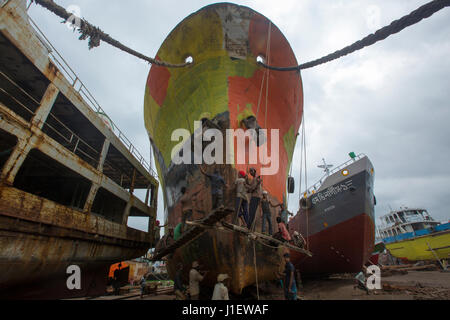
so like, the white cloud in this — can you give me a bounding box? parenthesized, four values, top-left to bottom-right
(27, 0, 450, 229)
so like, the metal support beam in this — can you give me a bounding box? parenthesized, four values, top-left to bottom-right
(122, 195, 135, 225)
(31, 83, 59, 129)
(1, 82, 59, 185)
(130, 168, 136, 195)
(83, 184, 99, 213)
(97, 139, 110, 172)
(83, 139, 110, 213)
(0, 136, 34, 185)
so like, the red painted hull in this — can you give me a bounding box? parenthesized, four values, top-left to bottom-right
(290, 213, 375, 274)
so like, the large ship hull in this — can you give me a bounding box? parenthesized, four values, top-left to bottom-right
(145, 4, 303, 293)
(290, 157, 376, 274)
(0, 187, 150, 299)
(0, 0, 158, 299)
(167, 229, 285, 295)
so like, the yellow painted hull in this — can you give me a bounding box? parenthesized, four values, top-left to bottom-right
(386, 230, 450, 262)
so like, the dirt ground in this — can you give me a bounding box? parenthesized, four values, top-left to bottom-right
(297, 271, 450, 300)
(86, 270, 450, 300)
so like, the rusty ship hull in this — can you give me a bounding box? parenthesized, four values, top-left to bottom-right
(145, 3, 303, 294)
(0, 0, 158, 299)
(0, 187, 151, 299)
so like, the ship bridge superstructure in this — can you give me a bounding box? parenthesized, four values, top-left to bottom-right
(378, 209, 441, 241)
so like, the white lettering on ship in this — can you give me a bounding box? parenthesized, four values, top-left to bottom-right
(312, 180, 354, 205)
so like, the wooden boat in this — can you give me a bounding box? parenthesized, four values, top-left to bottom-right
(379, 208, 450, 262)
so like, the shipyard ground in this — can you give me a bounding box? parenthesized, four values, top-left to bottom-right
(77, 270, 450, 300)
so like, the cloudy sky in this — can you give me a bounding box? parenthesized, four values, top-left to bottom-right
(26, 0, 450, 232)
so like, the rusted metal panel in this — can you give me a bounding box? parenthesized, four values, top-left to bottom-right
(0, 186, 152, 243)
(30, 83, 59, 129)
(0, 101, 154, 217)
(0, 0, 158, 188)
(0, 1, 158, 298)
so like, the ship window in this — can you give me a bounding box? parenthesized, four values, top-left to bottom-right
(256, 55, 266, 64)
(412, 222, 425, 231)
(103, 145, 152, 190)
(0, 128, 17, 172)
(185, 56, 194, 64)
(13, 149, 92, 210)
(42, 92, 105, 168)
(0, 33, 51, 122)
(91, 187, 127, 224)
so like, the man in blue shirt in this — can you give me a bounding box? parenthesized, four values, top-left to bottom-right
(282, 253, 297, 300)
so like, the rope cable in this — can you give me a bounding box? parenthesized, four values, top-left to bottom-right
(258, 0, 450, 71)
(30, 0, 192, 68)
(30, 0, 450, 73)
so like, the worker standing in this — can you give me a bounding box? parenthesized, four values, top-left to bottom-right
(260, 191, 278, 235)
(200, 166, 227, 210)
(281, 253, 297, 300)
(235, 171, 249, 227)
(212, 274, 230, 300)
(279, 203, 293, 227)
(189, 261, 207, 300)
(246, 168, 262, 230)
(140, 275, 146, 299)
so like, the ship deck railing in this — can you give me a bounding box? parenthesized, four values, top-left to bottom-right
(27, 16, 158, 180)
(303, 153, 367, 196)
(379, 212, 436, 229)
(382, 222, 450, 244)
(1, 67, 115, 172)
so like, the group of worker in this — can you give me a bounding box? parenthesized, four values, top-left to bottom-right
(152, 166, 302, 250)
(198, 166, 296, 238)
(174, 260, 230, 300)
(151, 165, 305, 300)
(173, 254, 299, 300)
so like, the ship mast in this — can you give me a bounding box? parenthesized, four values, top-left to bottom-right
(318, 158, 333, 176)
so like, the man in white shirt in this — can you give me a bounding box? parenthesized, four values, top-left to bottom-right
(212, 274, 230, 300)
(189, 261, 207, 300)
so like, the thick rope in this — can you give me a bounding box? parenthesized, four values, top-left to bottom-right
(258, 0, 450, 71)
(30, 0, 192, 68)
